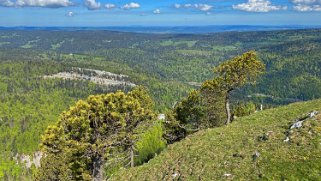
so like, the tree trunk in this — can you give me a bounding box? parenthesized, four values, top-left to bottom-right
(130, 145, 134, 168)
(225, 93, 231, 125)
(92, 156, 103, 181)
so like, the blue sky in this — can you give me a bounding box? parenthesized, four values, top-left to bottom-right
(0, 0, 321, 26)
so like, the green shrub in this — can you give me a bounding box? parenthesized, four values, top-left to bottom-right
(135, 121, 166, 165)
(233, 101, 256, 117)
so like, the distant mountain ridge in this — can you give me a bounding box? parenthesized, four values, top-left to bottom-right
(1, 25, 321, 34)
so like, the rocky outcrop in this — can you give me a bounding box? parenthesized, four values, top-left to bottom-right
(284, 111, 319, 142)
(13, 151, 43, 168)
(43, 67, 136, 87)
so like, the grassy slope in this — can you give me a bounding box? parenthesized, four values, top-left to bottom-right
(112, 99, 321, 180)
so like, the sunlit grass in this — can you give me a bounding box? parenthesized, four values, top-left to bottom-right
(112, 99, 321, 180)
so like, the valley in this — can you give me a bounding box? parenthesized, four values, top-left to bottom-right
(0, 28, 321, 180)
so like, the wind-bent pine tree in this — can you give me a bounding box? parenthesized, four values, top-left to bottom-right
(213, 51, 265, 125)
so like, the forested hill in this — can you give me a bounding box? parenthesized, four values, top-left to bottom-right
(1, 28, 320, 104)
(0, 28, 321, 179)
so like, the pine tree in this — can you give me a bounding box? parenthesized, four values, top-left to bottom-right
(212, 51, 265, 124)
(37, 87, 156, 180)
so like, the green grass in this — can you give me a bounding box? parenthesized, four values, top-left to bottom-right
(51, 40, 65, 50)
(0, 42, 10, 46)
(160, 40, 197, 48)
(176, 50, 212, 56)
(111, 99, 321, 180)
(212, 45, 237, 51)
(0, 33, 18, 38)
(21, 39, 40, 49)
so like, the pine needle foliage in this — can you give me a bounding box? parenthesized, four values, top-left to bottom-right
(36, 86, 156, 180)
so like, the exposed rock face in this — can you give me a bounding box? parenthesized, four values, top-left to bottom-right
(43, 67, 136, 87)
(308, 111, 319, 118)
(13, 151, 43, 168)
(290, 111, 319, 129)
(290, 120, 304, 129)
(284, 111, 319, 142)
(33, 151, 43, 168)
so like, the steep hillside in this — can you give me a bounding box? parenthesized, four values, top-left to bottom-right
(111, 99, 321, 180)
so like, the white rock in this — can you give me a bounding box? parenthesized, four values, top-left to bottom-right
(290, 120, 304, 129)
(309, 111, 319, 118)
(172, 172, 180, 179)
(158, 114, 165, 120)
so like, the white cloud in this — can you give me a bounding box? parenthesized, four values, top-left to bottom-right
(174, 3, 180, 8)
(153, 8, 160, 14)
(174, 3, 213, 11)
(122, 2, 140, 9)
(293, 4, 321, 11)
(0, 0, 14, 6)
(14, 0, 72, 7)
(105, 3, 115, 9)
(84, 0, 100, 10)
(291, 0, 321, 11)
(66, 11, 74, 16)
(195, 4, 212, 11)
(233, 0, 287, 12)
(183, 3, 192, 8)
(291, 0, 321, 4)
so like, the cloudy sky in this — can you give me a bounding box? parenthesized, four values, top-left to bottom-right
(0, 0, 321, 26)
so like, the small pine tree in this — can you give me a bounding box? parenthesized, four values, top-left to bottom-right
(37, 87, 156, 180)
(166, 51, 265, 143)
(212, 51, 265, 124)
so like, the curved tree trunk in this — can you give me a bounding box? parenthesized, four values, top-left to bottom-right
(225, 93, 231, 125)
